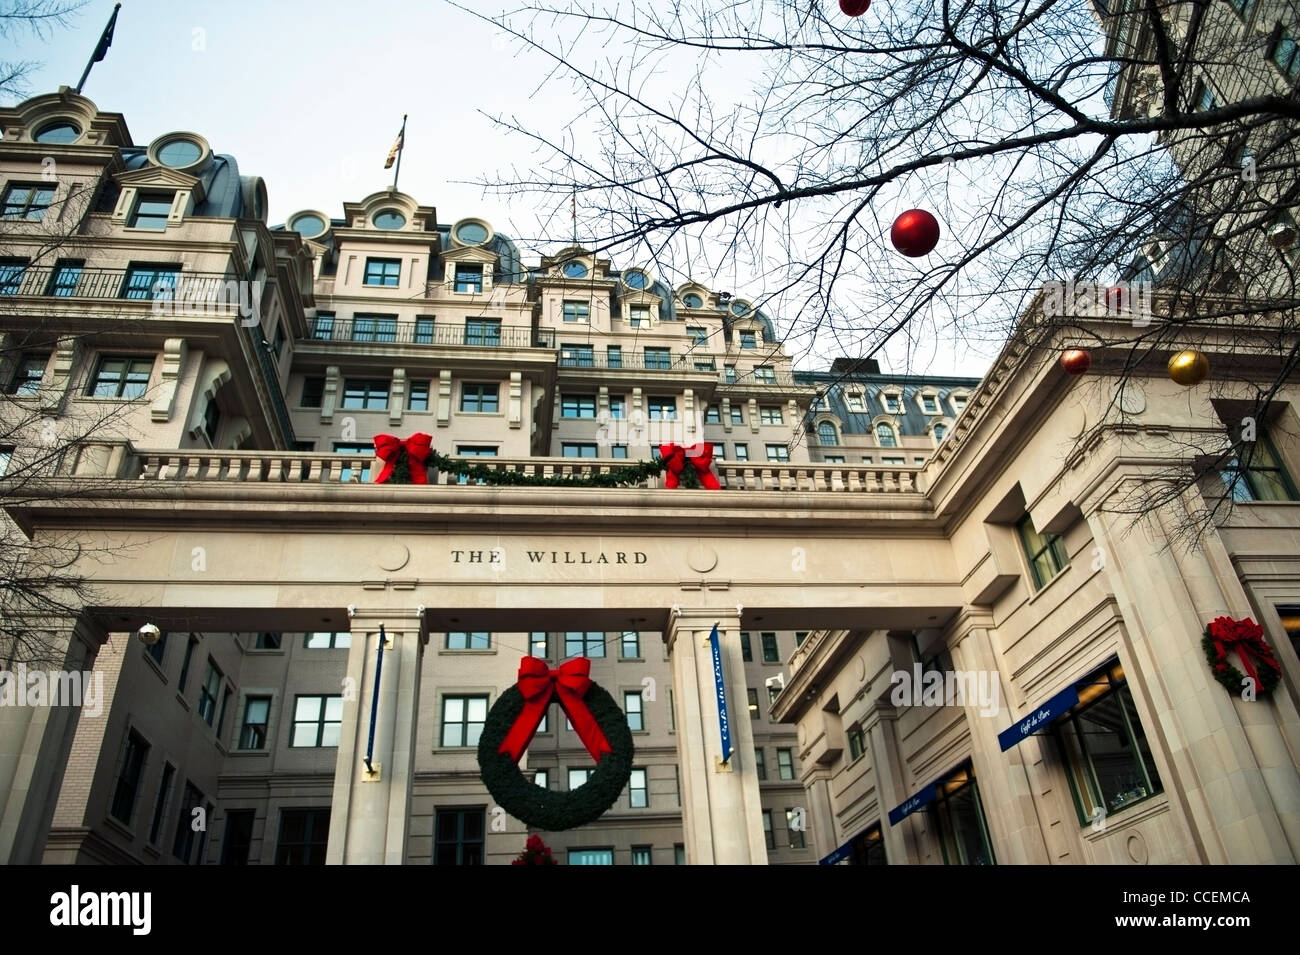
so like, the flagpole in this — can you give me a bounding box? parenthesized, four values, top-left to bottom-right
(76, 3, 121, 95)
(391, 114, 408, 192)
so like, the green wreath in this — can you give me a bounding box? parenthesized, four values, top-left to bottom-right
(1202, 617, 1283, 697)
(477, 682, 635, 831)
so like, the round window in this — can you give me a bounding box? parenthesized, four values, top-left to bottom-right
(456, 222, 489, 244)
(682, 292, 703, 308)
(35, 121, 80, 144)
(373, 209, 406, 230)
(731, 300, 749, 316)
(290, 213, 327, 239)
(624, 270, 648, 290)
(157, 138, 202, 167)
(562, 261, 589, 278)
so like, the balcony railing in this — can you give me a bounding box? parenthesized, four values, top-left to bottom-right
(308, 317, 554, 350)
(117, 449, 923, 493)
(557, 353, 729, 374)
(0, 266, 234, 302)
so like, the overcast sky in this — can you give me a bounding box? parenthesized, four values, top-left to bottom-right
(10, 0, 998, 378)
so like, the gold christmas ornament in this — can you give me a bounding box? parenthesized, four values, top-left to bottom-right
(1167, 349, 1210, 386)
(1266, 220, 1298, 250)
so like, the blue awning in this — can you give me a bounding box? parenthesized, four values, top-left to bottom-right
(887, 782, 938, 826)
(997, 685, 1079, 752)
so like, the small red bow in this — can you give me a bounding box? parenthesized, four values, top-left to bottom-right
(659, 442, 721, 489)
(1207, 616, 1275, 686)
(499, 657, 613, 763)
(372, 433, 433, 484)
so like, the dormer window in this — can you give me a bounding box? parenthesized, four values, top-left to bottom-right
(454, 264, 483, 293)
(739, 330, 757, 349)
(562, 261, 588, 279)
(629, 305, 651, 327)
(364, 258, 401, 287)
(372, 209, 406, 230)
(563, 300, 590, 323)
(130, 193, 173, 230)
(920, 393, 939, 414)
(881, 391, 902, 413)
(682, 292, 703, 308)
(952, 393, 969, 414)
(34, 121, 80, 144)
(845, 390, 866, 412)
(933, 423, 948, 442)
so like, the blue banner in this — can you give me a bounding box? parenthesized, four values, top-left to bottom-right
(708, 625, 733, 764)
(887, 783, 937, 826)
(997, 685, 1079, 752)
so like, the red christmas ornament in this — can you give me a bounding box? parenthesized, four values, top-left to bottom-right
(890, 209, 941, 257)
(839, 0, 871, 15)
(1059, 349, 1091, 375)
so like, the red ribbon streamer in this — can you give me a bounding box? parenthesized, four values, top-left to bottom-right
(659, 442, 721, 489)
(498, 657, 614, 763)
(373, 432, 433, 484)
(1208, 616, 1275, 686)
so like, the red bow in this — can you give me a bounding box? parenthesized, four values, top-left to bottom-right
(499, 657, 613, 764)
(659, 443, 721, 489)
(372, 433, 433, 484)
(1207, 616, 1276, 687)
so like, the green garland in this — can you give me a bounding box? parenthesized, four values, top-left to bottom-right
(477, 682, 635, 831)
(425, 450, 667, 488)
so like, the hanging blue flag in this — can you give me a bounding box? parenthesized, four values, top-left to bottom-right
(708, 624, 733, 763)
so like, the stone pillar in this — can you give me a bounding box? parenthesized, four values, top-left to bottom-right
(803, 769, 838, 861)
(946, 614, 1052, 864)
(326, 608, 425, 864)
(861, 700, 919, 864)
(1088, 486, 1299, 863)
(666, 606, 768, 864)
(0, 614, 105, 864)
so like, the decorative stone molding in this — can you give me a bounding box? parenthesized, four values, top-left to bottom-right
(150, 338, 188, 422)
(41, 337, 80, 415)
(388, 369, 406, 427)
(436, 370, 452, 427)
(320, 365, 340, 424)
(508, 372, 523, 429)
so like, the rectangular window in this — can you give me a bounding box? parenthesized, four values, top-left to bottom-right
(441, 695, 488, 747)
(846, 391, 866, 412)
(221, 809, 254, 865)
(568, 848, 614, 865)
(609, 397, 625, 419)
(569, 768, 594, 789)
(766, 444, 790, 462)
(704, 404, 721, 424)
(454, 264, 483, 293)
(882, 455, 905, 465)
(457, 446, 497, 456)
(304, 632, 351, 648)
(530, 632, 548, 658)
(1271, 28, 1300, 81)
(560, 343, 594, 366)
(460, 383, 499, 413)
(291, 695, 343, 747)
(172, 782, 203, 862)
(606, 345, 622, 368)
(848, 727, 865, 760)
(1194, 79, 1219, 112)
(6, 353, 48, 396)
(754, 746, 767, 779)
(148, 763, 174, 845)
(203, 399, 221, 444)
(931, 763, 996, 865)
(341, 378, 389, 410)
(414, 316, 435, 344)
(311, 312, 334, 340)
(253, 632, 282, 650)
(275, 808, 330, 865)
(687, 326, 707, 345)
(110, 730, 150, 824)
(762, 810, 775, 850)
(621, 630, 640, 658)
(564, 631, 605, 658)
(747, 687, 759, 718)
(768, 686, 781, 705)
(48, 259, 83, 296)
(824, 455, 845, 464)
(628, 305, 651, 327)
(1017, 513, 1069, 589)
(561, 394, 597, 418)
(694, 358, 716, 371)
(1055, 661, 1164, 825)
(239, 696, 271, 750)
(644, 347, 671, 370)
(0, 257, 26, 295)
(734, 443, 749, 461)
(761, 632, 780, 663)
(760, 406, 782, 425)
(648, 397, 676, 420)
(562, 442, 598, 458)
(130, 192, 173, 229)
(1220, 432, 1297, 502)
(754, 365, 776, 383)
(739, 330, 756, 349)
(711, 443, 725, 460)
(434, 808, 485, 865)
(363, 257, 401, 287)
(777, 748, 795, 780)
(464, 319, 501, 346)
(631, 846, 652, 865)
(786, 809, 806, 848)
(88, 355, 152, 398)
(351, 315, 398, 342)
(178, 637, 197, 694)
(625, 691, 643, 731)
(675, 844, 686, 864)
(724, 364, 737, 383)
(534, 769, 549, 788)
(216, 686, 233, 738)
(197, 659, 222, 726)
(563, 300, 590, 323)
(1, 183, 55, 220)
(740, 632, 752, 662)
(446, 631, 491, 650)
(921, 395, 939, 413)
(629, 768, 648, 808)
(408, 380, 430, 412)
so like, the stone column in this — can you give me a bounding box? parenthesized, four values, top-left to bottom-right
(861, 700, 919, 864)
(0, 614, 105, 864)
(666, 606, 768, 864)
(1088, 484, 1299, 863)
(803, 769, 838, 861)
(326, 608, 425, 864)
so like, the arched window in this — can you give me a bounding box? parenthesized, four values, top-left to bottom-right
(817, 421, 838, 446)
(934, 423, 948, 442)
(876, 423, 897, 447)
